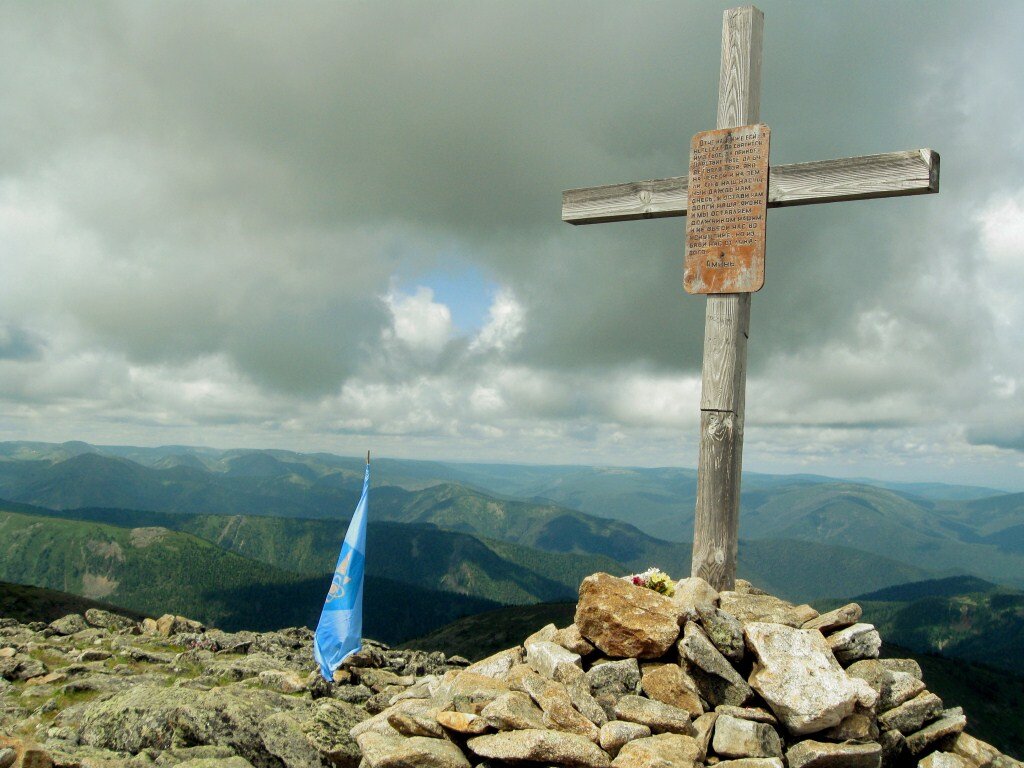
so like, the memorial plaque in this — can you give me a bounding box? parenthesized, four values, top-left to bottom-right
(684, 124, 770, 294)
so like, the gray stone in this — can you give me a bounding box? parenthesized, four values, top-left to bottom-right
(587, 659, 642, 720)
(826, 624, 881, 665)
(691, 712, 718, 761)
(387, 707, 445, 739)
(334, 684, 374, 704)
(712, 715, 783, 759)
(176, 758, 254, 768)
(878, 729, 906, 768)
(575, 573, 685, 659)
(357, 732, 471, 768)
(525, 623, 559, 647)
(905, 711, 967, 757)
(467, 728, 611, 767)
(587, 659, 642, 696)
(614, 695, 693, 735)
(696, 604, 745, 662)
(611, 733, 703, 768)
(679, 623, 752, 708)
(673, 577, 721, 617)
(554, 624, 596, 656)
(259, 712, 323, 768)
(948, 733, 1003, 768)
(558, 666, 609, 726)
(527, 640, 583, 681)
(716, 761, 785, 768)
(464, 647, 523, 679)
(803, 604, 862, 634)
(78, 686, 204, 752)
(876, 658, 922, 680)
(846, 660, 926, 712)
(83, 609, 136, 632)
(719, 593, 810, 628)
(258, 669, 307, 694)
(481, 691, 547, 731)
(877, 691, 944, 736)
(640, 663, 703, 717)
(786, 740, 882, 768)
(172, 686, 304, 768)
(600, 720, 653, 757)
(715, 706, 777, 726)
(49, 615, 88, 636)
(920, 753, 970, 768)
(819, 713, 878, 742)
(744, 622, 876, 735)
(435, 711, 489, 735)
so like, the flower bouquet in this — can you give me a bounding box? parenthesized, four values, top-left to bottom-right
(624, 567, 675, 597)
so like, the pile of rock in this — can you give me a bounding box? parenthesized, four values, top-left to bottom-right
(354, 573, 1020, 768)
(0, 609, 468, 768)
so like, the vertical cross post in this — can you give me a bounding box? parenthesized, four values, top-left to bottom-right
(690, 6, 763, 591)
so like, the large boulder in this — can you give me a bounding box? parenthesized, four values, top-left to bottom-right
(575, 574, 685, 659)
(77, 686, 204, 753)
(744, 622, 875, 735)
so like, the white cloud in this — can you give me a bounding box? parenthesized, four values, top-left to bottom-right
(383, 287, 453, 358)
(469, 288, 525, 353)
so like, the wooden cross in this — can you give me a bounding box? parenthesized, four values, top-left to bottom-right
(560, 6, 939, 592)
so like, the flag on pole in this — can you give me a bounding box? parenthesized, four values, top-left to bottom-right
(313, 453, 369, 681)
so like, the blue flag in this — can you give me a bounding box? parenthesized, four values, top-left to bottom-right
(313, 460, 369, 681)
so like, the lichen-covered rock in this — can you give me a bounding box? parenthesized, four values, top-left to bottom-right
(599, 721, 652, 757)
(554, 624, 596, 656)
(695, 604, 744, 662)
(83, 609, 137, 632)
(467, 728, 611, 768)
(712, 715, 782, 759)
(640, 663, 703, 717)
(611, 732, 702, 768)
(802, 604, 862, 634)
(719, 593, 814, 628)
(299, 698, 365, 767)
(575, 573, 685, 659)
(357, 732, 471, 768)
(463, 647, 523, 679)
(435, 711, 489, 734)
(920, 753, 970, 768)
(905, 710, 967, 756)
(845, 660, 925, 712)
(614, 695, 693, 735)
(826, 624, 881, 665)
(527, 640, 583, 680)
(678, 622, 752, 708)
(673, 577, 720, 619)
(786, 739, 882, 768)
(481, 691, 547, 731)
(48, 615, 88, 636)
(77, 686, 204, 752)
(744, 622, 875, 735)
(876, 691, 944, 735)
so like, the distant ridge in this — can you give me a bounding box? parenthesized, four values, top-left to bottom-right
(855, 575, 999, 602)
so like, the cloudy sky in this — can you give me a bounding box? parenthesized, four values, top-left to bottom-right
(2, 1, 1023, 489)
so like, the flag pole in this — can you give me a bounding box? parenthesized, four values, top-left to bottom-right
(367, 450, 370, 465)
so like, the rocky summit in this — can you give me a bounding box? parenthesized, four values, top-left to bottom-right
(1, 577, 1021, 768)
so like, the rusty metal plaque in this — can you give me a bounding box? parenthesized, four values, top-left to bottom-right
(684, 124, 770, 294)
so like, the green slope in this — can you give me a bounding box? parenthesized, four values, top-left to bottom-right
(0, 509, 500, 640)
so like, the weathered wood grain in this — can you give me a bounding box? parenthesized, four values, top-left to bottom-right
(561, 148, 939, 225)
(691, 410, 743, 589)
(691, 6, 762, 592)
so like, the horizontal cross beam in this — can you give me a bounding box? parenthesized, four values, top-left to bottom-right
(562, 148, 939, 225)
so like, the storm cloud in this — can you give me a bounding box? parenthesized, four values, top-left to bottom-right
(1, 1, 1022, 488)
